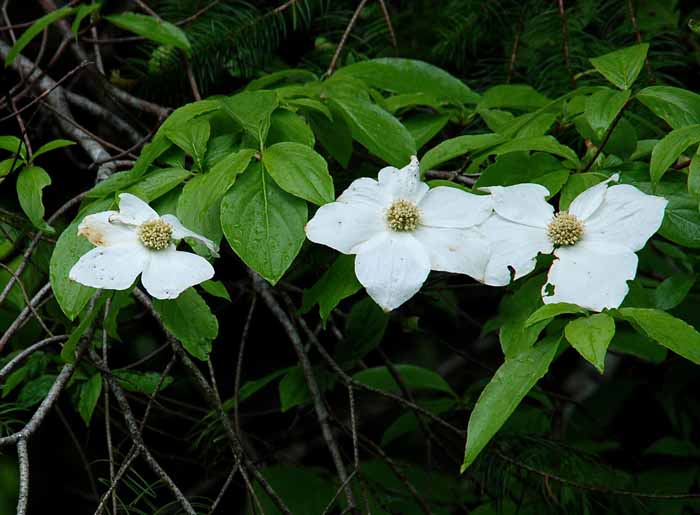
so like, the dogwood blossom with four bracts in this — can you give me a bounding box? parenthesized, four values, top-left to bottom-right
(478, 174, 668, 311)
(305, 156, 494, 311)
(69, 193, 218, 299)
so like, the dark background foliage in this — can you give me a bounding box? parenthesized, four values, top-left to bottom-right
(3, 1, 700, 514)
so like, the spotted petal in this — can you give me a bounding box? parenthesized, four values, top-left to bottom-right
(141, 246, 215, 300)
(543, 241, 637, 312)
(355, 231, 430, 311)
(69, 244, 148, 290)
(78, 211, 139, 247)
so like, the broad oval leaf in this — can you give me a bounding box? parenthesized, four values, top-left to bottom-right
(564, 313, 616, 373)
(16, 165, 53, 232)
(420, 133, 504, 172)
(329, 96, 416, 167)
(637, 86, 700, 129)
(262, 142, 334, 205)
(589, 43, 649, 90)
(152, 288, 218, 361)
(352, 364, 455, 396)
(220, 163, 307, 284)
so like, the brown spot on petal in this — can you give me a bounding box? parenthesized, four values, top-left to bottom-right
(78, 224, 106, 246)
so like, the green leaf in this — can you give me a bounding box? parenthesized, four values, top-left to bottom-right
(246, 69, 318, 91)
(655, 274, 695, 310)
(219, 90, 278, 145)
(420, 133, 504, 172)
(637, 86, 700, 129)
(50, 198, 112, 319)
(474, 152, 570, 198)
(479, 85, 550, 111)
(487, 136, 580, 166)
(619, 308, 700, 364)
(564, 313, 615, 373)
(105, 12, 190, 51)
(589, 43, 649, 90)
(688, 151, 700, 196)
(382, 398, 456, 446)
(278, 366, 335, 412)
(336, 58, 479, 104)
(610, 327, 667, 363)
(18, 375, 57, 407)
(262, 142, 334, 205)
(5, 7, 75, 66)
(498, 275, 549, 358)
(79, 373, 103, 426)
(301, 254, 361, 323)
(177, 149, 255, 242)
(335, 297, 389, 365)
(199, 280, 231, 301)
(403, 113, 450, 150)
(253, 466, 336, 515)
(113, 370, 174, 395)
(584, 89, 630, 138)
(164, 118, 210, 171)
(461, 334, 560, 471)
(650, 125, 700, 184)
(126, 167, 190, 202)
(352, 364, 455, 396)
(31, 139, 75, 161)
(61, 293, 107, 362)
(525, 302, 588, 327)
(0, 135, 26, 160)
(152, 289, 218, 361)
(221, 163, 307, 284)
(307, 109, 352, 167)
(266, 110, 315, 147)
(16, 165, 53, 232)
(329, 96, 416, 167)
(71, 3, 101, 37)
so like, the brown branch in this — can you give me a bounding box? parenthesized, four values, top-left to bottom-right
(557, 0, 576, 89)
(424, 169, 477, 187)
(626, 0, 654, 82)
(327, 0, 371, 75)
(581, 100, 631, 173)
(252, 272, 357, 511)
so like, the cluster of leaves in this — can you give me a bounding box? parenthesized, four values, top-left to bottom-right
(5, 2, 700, 514)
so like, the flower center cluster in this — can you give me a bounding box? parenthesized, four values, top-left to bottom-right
(138, 219, 173, 250)
(386, 199, 421, 232)
(547, 212, 584, 246)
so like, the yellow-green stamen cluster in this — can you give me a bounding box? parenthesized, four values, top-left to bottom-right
(139, 219, 173, 250)
(386, 199, 421, 232)
(547, 212, 584, 246)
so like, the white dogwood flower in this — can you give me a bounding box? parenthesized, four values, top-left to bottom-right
(479, 174, 668, 311)
(69, 193, 218, 299)
(305, 156, 493, 311)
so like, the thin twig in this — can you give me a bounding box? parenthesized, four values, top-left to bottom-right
(327, 0, 370, 75)
(253, 273, 356, 510)
(557, 0, 576, 89)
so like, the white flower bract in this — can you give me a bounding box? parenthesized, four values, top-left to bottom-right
(304, 156, 494, 311)
(479, 175, 668, 311)
(69, 193, 219, 300)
